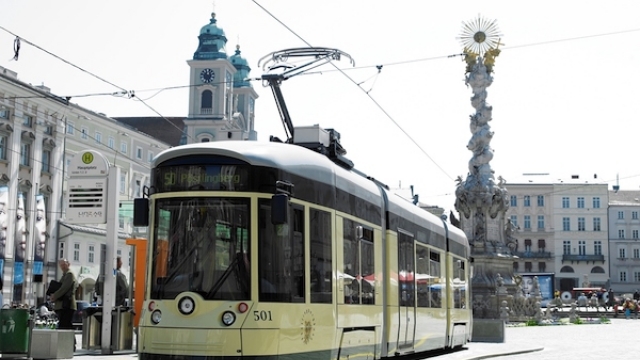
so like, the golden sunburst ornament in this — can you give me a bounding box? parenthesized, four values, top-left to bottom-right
(458, 16, 502, 56)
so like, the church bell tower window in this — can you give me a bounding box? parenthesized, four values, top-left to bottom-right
(201, 90, 213, 115)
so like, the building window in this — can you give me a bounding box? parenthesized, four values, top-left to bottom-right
(108, 136, 115, 149)
(524, 196, 531, 207)
(120, 142, 127, 154)
(524, 239, 532, 252)
(20, 143, 31, 166)
(524, 215, 531, 229)
(563, 241, 571, 255)
(42, 150, 51, 173)
(510, 195, 517, 207)
(618, 211, 624, 220)
(538, 239, 546, 251)
(635, 272, 640, 283)
(0, 108, 9, 119)
(594, 241, 602, 255)
(578, 241, 586, 256)
(634, 211, 639, 220)
(81, 127, 88, 140)
(148, 151, 154, 163)
(537, 215, 544, 230)
(537, 195, 544, 207)
(44, 124, 53, 135)
(577, 197, 584, 208)
(562, 217, 570, 231)
(0, 135, 7, 160)
(58, 242, 64, 259)
(593, 197, 600, 208)
(633, 248, 640, 259)
(619, 248, 626, 259)
(578, 217, 585, 231)
(510, 215, 518, 227)
(619, 271, 627, 282)
(23, 115, 33, 127)
(120, 172, 126, 194)
(73, 243, 80, 262)
(513, 262, 519, 272)
(593, 217, 601, 231)
(538, 262, 546, 272)
(136, 147, 143, 160)
(634, 230, 639, 239)
(135, 179, 141, 197)
(201, 90, 213, 113)
(66, 121, 74, 135)
(562, 197, 569, 208)
(524, 262, 532, 272)
(95, 131, 102, 144)
(619, 229, 625, 239)
(119, 214, 125, 229)
(88, 245, 95, 263)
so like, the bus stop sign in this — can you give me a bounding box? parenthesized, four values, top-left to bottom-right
(65, 150, 110, 224)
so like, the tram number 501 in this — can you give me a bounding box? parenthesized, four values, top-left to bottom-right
(253, 310, 273, 321)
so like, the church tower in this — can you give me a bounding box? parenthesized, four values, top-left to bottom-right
(183, 12, 258, 144)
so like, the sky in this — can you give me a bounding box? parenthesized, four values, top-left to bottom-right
(2, 0, 640, 216)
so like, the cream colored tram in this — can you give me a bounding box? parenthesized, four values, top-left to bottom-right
(134, 140, 471, 360)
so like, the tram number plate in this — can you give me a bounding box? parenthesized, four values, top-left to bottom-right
(253, 310, 273, 321)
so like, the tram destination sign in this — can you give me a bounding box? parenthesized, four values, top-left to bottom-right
(156, 165, 249, 192)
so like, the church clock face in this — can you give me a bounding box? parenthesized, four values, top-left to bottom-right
(200, 68, 215, 83)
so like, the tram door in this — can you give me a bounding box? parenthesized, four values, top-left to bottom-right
(397, 230, 416, 350)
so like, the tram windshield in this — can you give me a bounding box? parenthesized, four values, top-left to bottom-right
(150, 197, 250, 300)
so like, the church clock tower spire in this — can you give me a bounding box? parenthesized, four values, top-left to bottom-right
(184, 11, 259, 144)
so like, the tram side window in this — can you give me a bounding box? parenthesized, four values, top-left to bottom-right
(429, 251, 442, 308)
(258, 200, 304, 303)
(416, 246, 430, 307)
(343, 219, 375, 305)
(310, 209, 333, 303)
(398, 232, 415, 307)
(453, 259, 467, 309)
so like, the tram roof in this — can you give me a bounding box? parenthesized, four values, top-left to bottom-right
(154, 141, 469, 251)
(154, 140, 382, 201)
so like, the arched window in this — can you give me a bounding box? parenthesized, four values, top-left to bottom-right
(591, 266, 605, 274)
(560, 266, 574, 273)
(201, 90, 213, 114)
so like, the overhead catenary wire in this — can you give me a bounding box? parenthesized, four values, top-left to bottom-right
(251, 0, 456, 182)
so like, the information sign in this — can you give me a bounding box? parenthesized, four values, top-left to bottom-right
(64, 150, 110, 224)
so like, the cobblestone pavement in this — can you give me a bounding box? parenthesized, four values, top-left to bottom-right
(2, 317, 637, 359)
(429, 317, 637, 360)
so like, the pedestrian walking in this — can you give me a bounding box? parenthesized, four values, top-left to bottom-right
(50, 258, 77, 350)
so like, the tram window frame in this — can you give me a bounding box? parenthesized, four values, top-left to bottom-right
(398, 230, 415, 307)
(429, 250, 442, 308)
(310, 208, 333, 304)
(343, 219, 375, 305)
(453, 259, 467, 309)
(258, 199, 305, 303)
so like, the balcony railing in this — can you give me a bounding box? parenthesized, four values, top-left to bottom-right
(561, 254, 605, 263)
(514, 251, 552, 259)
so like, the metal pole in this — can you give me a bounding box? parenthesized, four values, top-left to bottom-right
(100, 166, 120, 354)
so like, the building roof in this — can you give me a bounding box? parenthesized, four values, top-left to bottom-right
(114, 117, 185, 147)
(608, 190, 640, 206)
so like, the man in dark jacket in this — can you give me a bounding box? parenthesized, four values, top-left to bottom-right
(50, 259, 77, 329)
(115, 256, 129, 307)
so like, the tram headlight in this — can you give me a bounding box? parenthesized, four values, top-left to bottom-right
(178, 296, 195, 315)
(221, 311, 236, 326)
(151, 310, 162, 324)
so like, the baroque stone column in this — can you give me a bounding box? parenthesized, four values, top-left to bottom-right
(454, 18, 519, 320)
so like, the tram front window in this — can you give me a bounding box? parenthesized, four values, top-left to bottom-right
(150, 197, 250, 300)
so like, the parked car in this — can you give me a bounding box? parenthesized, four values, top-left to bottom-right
(73, 301, 91, 329)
